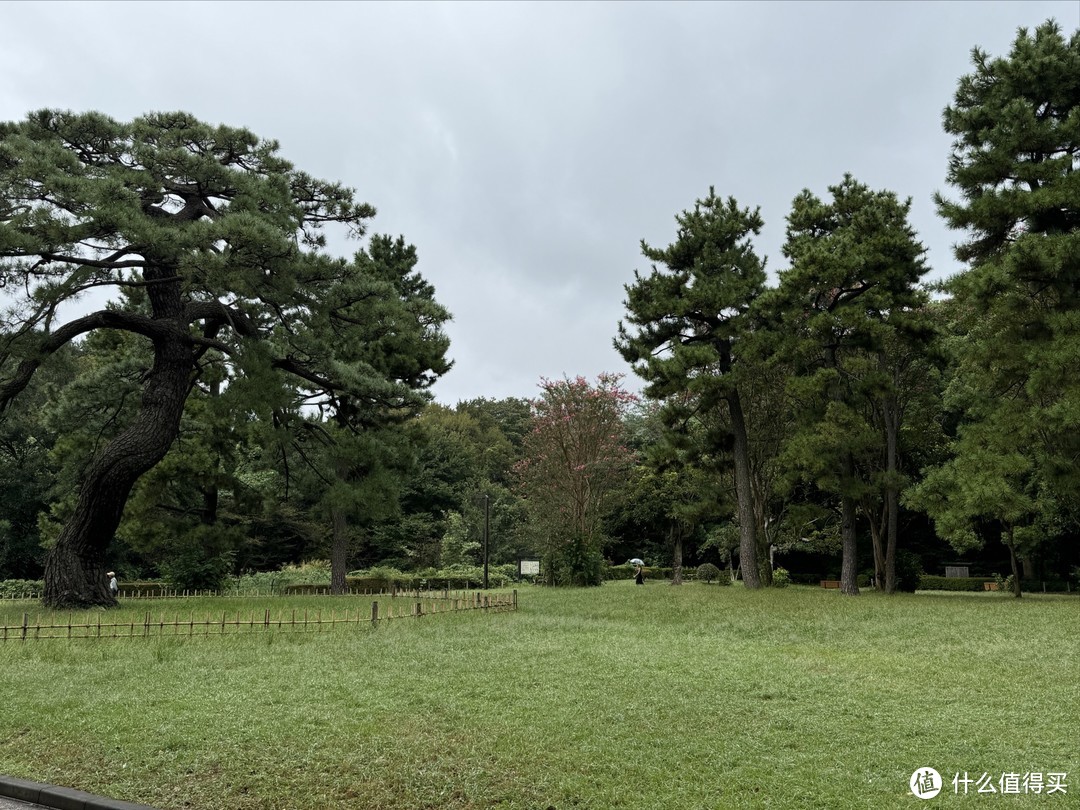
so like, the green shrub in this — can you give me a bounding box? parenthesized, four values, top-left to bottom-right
(283, 576, 401, 595)
(417, 564, 517, 589)
(348, 575, 401, 591)
(284, 581, 353, 595)
(603, 564, 631, 581)
(278, 560, 333, 585)
(229, 571, 290, 594)
(279, 565, 519, 595)
(119, 580, 173, 596)
(918, 575, 996, 592)
(157, 527, 235, 591)
(492, 563, 518, 586)
(696, 563, 721, 584)
(549, 537, 604, 586)
(0, 579, 43, 598)
(771, 567, 791, 588)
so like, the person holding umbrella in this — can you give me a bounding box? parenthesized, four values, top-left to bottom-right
(630, 558, 645, 585)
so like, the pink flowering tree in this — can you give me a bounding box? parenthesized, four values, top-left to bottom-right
(514, 373, 637, 585)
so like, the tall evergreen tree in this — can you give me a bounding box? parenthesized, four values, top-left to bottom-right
(317, 234, 451, 592)
(911, 22, 1080, 595)
(616, 189, 768, 588)
(769, 175, 929, 595)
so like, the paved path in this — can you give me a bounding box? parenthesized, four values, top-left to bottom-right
(0, 798, 46, 809)
(0, 776, 157, 810)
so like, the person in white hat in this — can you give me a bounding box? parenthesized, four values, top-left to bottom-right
(107, 571, 118, 597)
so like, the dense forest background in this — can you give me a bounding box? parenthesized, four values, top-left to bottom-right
(1, 21, 1077, 599)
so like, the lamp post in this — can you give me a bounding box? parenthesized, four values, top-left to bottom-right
(482, 493, 490, 590)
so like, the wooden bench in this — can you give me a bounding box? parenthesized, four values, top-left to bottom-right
(820, 580, 841, 589)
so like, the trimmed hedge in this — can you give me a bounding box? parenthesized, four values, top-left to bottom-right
(118, 580, 180, 596)
(283, 574, 507, 594)
(284, 577, 389, 595)
(917, 576, 1073, 593)
(918, 576, 996, 592)
(0, 579, 43, 598)
(696, 563, 722, 584)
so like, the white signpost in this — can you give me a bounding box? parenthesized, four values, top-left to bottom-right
(519, 559, 541, 577)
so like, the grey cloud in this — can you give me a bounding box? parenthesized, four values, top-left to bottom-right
(1, 0, 1076, 404)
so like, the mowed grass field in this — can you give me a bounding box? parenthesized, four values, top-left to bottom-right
(0, 583, 1076, 809)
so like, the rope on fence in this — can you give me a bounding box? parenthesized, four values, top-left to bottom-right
(1, 586, 519, 601)
(1, 591, 518, 641)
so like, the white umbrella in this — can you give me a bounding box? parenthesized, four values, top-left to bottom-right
(629, 558, 645, 566)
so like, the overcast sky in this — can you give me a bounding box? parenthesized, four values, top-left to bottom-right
(2, 1, 1077, 406)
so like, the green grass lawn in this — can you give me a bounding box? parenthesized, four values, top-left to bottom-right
(0, 584, 1076, 809)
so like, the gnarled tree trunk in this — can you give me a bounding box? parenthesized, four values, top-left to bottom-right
(43, 308, 194, 608)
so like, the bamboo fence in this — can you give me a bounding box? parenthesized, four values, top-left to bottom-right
(2, 585, 502, 601)
(1, 591, 517, 642)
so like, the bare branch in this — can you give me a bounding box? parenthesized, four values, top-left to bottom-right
(35, 252, 150, 270)
(0, 309, 165, 410)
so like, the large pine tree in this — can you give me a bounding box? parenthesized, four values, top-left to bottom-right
(617, 189, 768, 588)
(771, 175, 928, 595)
(0, 110, 450, 608)
(911, 21, 1080, 595)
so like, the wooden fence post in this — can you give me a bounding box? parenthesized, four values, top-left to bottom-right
(1, 578, 522, 643)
